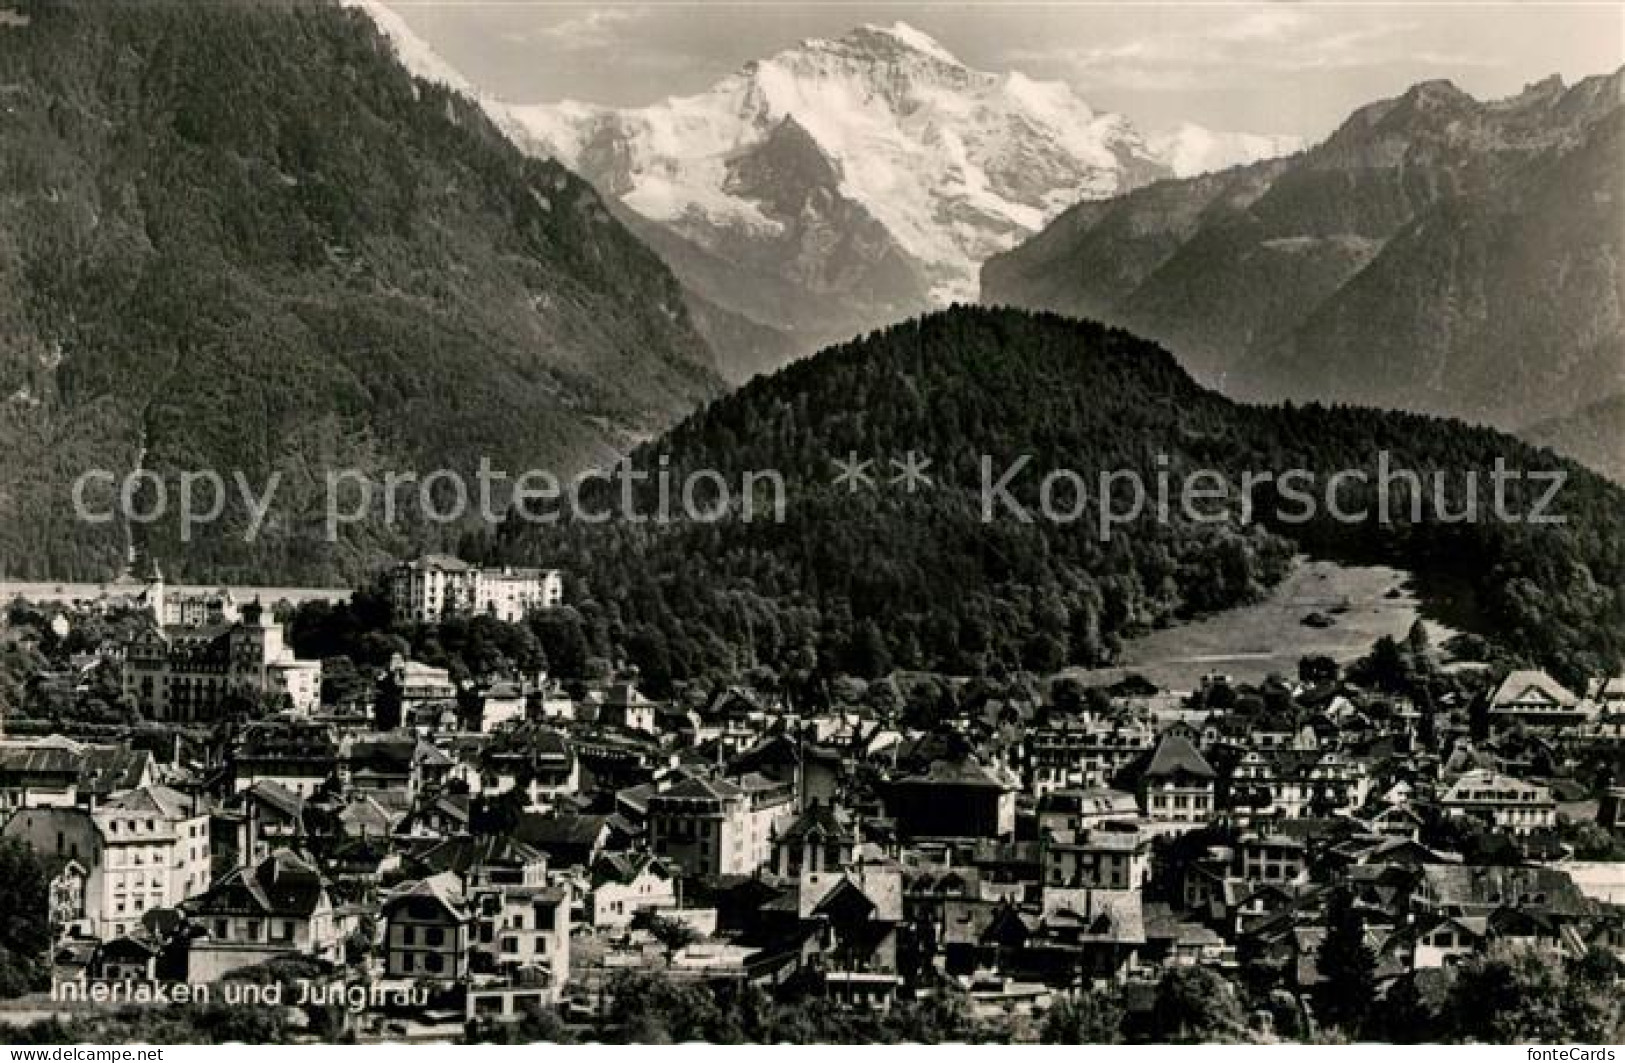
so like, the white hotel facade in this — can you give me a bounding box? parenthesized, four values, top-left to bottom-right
(390, 555, 564, 624)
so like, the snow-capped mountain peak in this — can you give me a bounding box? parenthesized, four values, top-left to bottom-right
(348, 3, 1302, 376)
(502, 23, 1199, 302)
(846, 21, 965, 66)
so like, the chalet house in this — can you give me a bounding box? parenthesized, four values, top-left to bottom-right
(514, 812, 614, 870)
(382, 872, 473, 983)
(473, 725, 578, 811)
(800, 849, 905, 1007)
(184, 849, 342, 981)
(1033, 888, 1146, 984)
(394, 792, 471, 840)
(94, 933, 162, 983)
(412, 834, 549, 890)
(587, 853, 677, 929)
(931, 898, 1020, 977)
(1412, 864, 1590, 920)
(600, 683, 659, 734)
(1487, 670, 1588, 731)
(1439, 770, 1557, 836)
(227, 780, 307, 867)
(342, 732, 453, 800)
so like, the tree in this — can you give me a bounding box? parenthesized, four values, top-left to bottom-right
(1149, 967, 1244, 1043)
(464, 1005, 575, 1044)
(1298, 655, 1339, 686)
(1405, 619, 1434, 672)
(631, 910, 698, 966)
(1351, 635, 1410, 693)
(1041, 988, 1123, 1043)
(373, 671, 403, 732)
(844, 621, 892, 680)
(1316, 886, 1376, 1035)
(0, 838, 51, 998)
(1446, 944, 1625, 1043)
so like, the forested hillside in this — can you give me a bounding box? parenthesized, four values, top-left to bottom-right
(0, 0, 720, 585)
(489, 308, 1625, 689)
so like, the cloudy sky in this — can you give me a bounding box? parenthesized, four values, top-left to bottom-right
(381, 2, 1625, 139)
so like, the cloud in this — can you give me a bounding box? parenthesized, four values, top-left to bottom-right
(531, 7, 650, 52)
(1001, 5, 1504, 93)
(1212, 6, 1311, 43)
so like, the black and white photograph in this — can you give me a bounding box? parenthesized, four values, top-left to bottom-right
(0, 0, 1621, 1048)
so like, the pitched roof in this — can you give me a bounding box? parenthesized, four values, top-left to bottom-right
(1145, 735, 1215, 779)
(1419, 864, 1590, 915)
(401, 554, 474, 573)
(187, 849, 327, 918)
(101, 784, 197, 820)
(384, 871, 470, 921)
(779, 803, 856, 845)
(417, 834, 544, 877)
(897, 757, 1014, 790)
(654, 773, 744, 803)
(513, 812, 610, 852)
(1490, 670, 1579, 709)
(590, 852, 669, 886)
(243, 779, 306, 820)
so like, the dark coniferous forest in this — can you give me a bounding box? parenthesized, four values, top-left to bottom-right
(481, 308, 1625, 690)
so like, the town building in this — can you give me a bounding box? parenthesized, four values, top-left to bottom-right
(184, 849, 343, 981)
(1041, 823, 1150, 891)
(3, 784, 211, 939)
(647, 772, 795, 877)
(123, 601, 321, 721)
(889, 758, 1019, 839)
(0, 738, 154, 812)
(1140, 734, 1216, 828)
(382, 872, 473, 983)
(390, 555, 563, 624)
(1439, 770, 1557, 836)
(229, 722, 340, 799)
(1487, 670, 1588, 731)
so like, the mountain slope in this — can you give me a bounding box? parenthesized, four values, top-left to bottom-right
(501, 23, 1298, 380)
(0, 0, 721, 585)
(494, 307, 1625, 689)
(983, 73, 1625, 430)
(1523, 392, 1625, 484)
